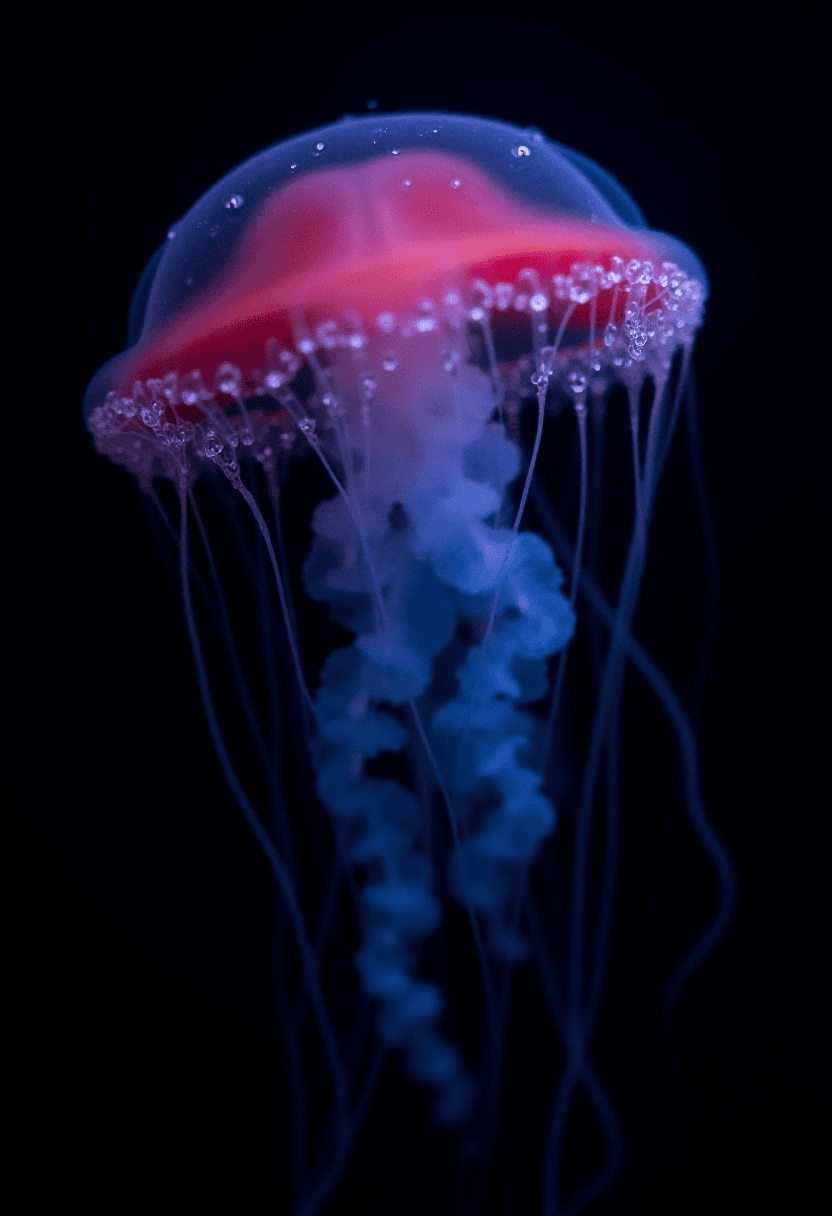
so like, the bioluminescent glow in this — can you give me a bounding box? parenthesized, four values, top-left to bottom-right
(85, 112, 734, 1216)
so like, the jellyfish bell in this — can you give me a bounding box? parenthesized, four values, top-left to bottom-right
(84, 112, 705, 476)
(84, 113, 725, 1216)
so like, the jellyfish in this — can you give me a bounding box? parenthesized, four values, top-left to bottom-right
(84, 113, 735, 1215)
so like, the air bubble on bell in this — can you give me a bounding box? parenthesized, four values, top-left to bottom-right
(471, 280, 494, 310)
(161, 372, 179, 404)
(452, 179, 461, 189)
(415, 302, 437, 333)
(607, 256, 625, 284)
(313, 142, 326, 156)
(185, 371, 212, 404)
(511, 145, 531, 158)
(316, 320, 338, 349)
(224, 194, 244, 211)
(204, 430, 223, 458)
(494, 283, 514, 311)
(570, 282, 593, 305)
(216, 363, 243, 396)
(147, 380, 166, 406)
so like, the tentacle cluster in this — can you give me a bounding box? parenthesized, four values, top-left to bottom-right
(302, 356, 573, 1117)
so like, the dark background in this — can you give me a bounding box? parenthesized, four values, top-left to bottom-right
(10, 2, 829, 1213)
